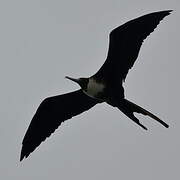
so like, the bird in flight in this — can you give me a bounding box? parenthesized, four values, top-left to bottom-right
(20, 10, 172, 161)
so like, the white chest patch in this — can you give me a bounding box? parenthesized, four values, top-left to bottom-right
(84, 78, 105, 98)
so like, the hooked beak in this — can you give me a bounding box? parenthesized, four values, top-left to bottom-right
(65, 76, 80, 84)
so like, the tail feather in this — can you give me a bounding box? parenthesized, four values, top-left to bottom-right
(125, 99, 169, 128)
(118, 99, 169, 130)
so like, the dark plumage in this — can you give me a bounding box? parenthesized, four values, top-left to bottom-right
(20, 10, 172, 161)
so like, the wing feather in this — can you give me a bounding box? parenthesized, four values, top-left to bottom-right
(94, 10, 172, 82)
(20, 90, 98, 161)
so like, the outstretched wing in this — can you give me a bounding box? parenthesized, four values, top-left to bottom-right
(94, 10, 172, 82)
(20, 90, 99, 161)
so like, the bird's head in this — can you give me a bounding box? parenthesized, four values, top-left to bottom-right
(65, 76, 89, 90)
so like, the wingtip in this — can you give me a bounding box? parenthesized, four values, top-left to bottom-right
(163, 10, 173, 16)
(151, 10, 173, 17)
(20, 152, 24, 162)
(20, 146, 30, 162)
(20, 150, 25, 162)
(166, 10, 173, 12)
(166, 10, 173, 15)
(20, 156, 23, 162)
(20, 152, 30, 162)
(168, 10, 173, 12)
(156, 10, 173, 17)
(159, 10, 173, 13)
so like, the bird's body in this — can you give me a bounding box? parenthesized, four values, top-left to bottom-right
(84, 78, 105, 100)
(20, 10, 172, 161)
(82, 77, 124, 102)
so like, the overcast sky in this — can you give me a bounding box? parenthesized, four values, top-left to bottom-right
(0, 0, 179, 179)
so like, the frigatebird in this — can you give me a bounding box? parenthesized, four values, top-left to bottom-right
(20, 10, 172, 161)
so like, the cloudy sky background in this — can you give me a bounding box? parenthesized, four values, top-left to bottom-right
(0, 0, 179, 179)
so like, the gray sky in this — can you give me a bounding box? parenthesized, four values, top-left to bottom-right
(0, 0, 179, 179)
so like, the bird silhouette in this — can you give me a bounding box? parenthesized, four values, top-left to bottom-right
(20, 10, 172, 161)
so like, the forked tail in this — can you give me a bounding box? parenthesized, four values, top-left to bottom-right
(118, 99, 169, 130)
